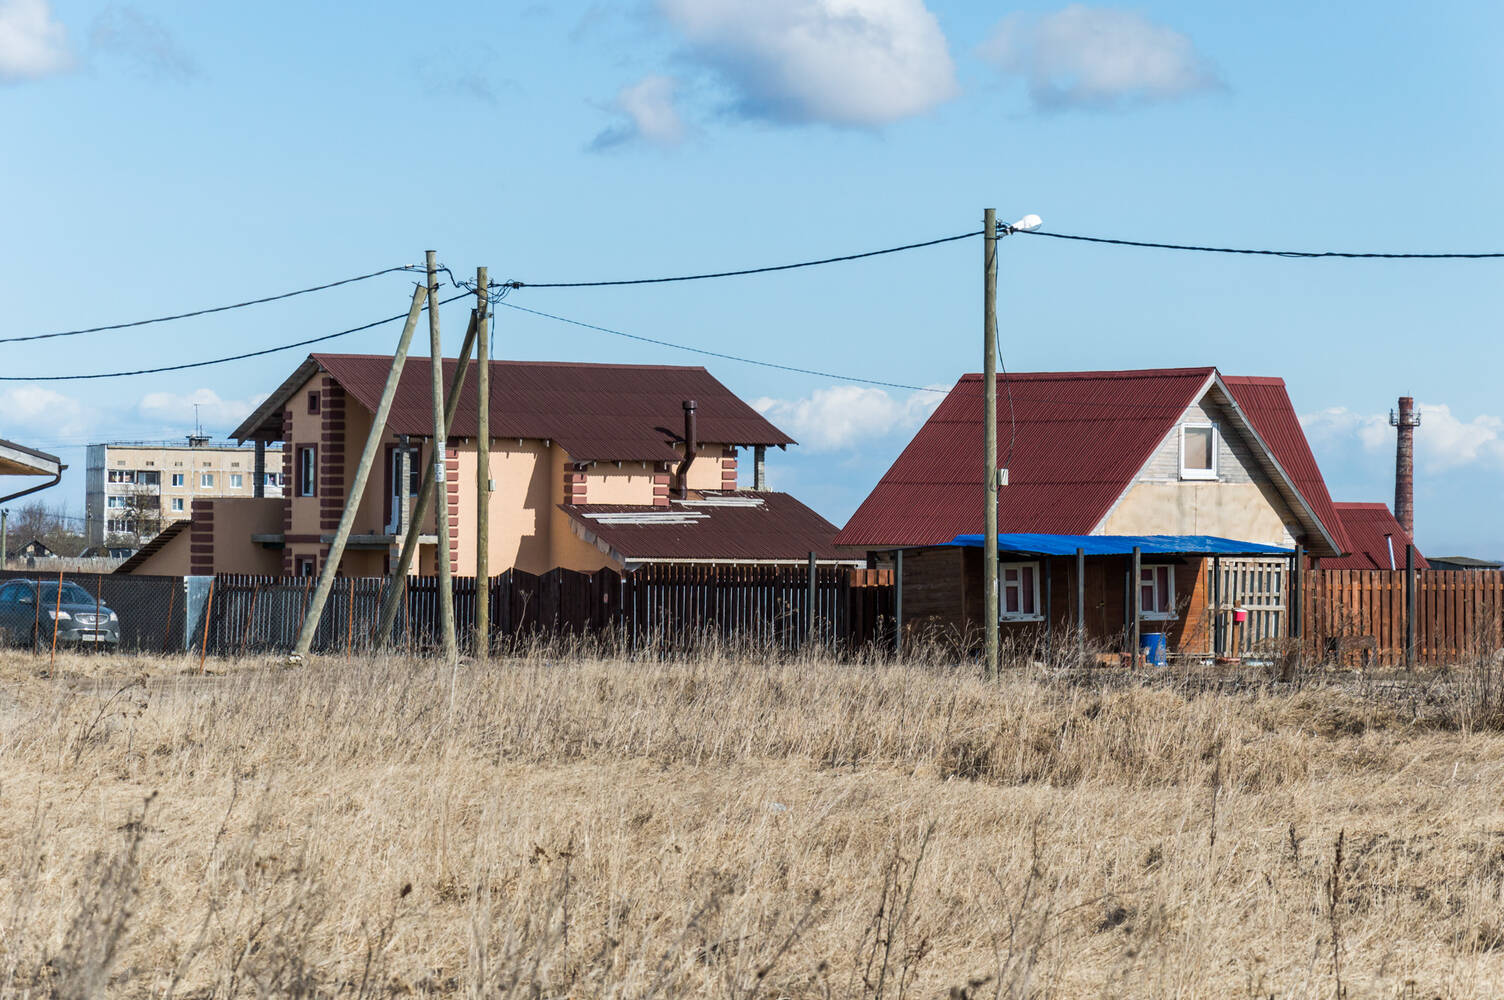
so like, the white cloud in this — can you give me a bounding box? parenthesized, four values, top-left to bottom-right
(0, 0, 70, 81)
(752, 384, 943, 452)
(658, 0, 957, 126)
(1300, 403, 1504, 474)
(979, 4, 1220, 111)
(90, 5, 195, 80)
(0, 385, 92, 439)
(590, 74, 687, 150)
(137, 388, 267, 435)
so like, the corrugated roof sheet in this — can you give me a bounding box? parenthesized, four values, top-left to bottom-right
(1325, 502, 1428, 570)
(834, 368, 1216, 548)
(945, 533, 1293, 557)
(562, 491, 849, 563)
(235, 355, 794, 463)
(836, 367, 1348, 557)
(1222, 377, 1350, 554)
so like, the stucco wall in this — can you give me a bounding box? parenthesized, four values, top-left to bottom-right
(208, 498, 284, 575)
(1101, 482, 1298, 548)
(129, 528, 192, 576)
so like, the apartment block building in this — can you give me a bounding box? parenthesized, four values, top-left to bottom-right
(85, 436, 284, 546)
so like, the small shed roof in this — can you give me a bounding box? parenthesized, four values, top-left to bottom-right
(943, 533, 1294, 558)
(561, 491, 855, 566)
(1429, 555, 1503, 570)
(1325, 502, 1427, 570)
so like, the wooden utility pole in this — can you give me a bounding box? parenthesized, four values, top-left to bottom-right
(291, 283, 428, 660)
(982, 208, 999, 678)
(475, 266, 490, 660)
(427, 251, 458, 663)
(373, 309, 478, 648)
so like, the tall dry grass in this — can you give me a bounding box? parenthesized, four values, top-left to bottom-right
(4, 645, 1504, 997)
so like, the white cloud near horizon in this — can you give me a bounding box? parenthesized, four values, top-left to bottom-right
(979, 4, 1220, 111)
(1301, 403, 1504, 474)
(753, 384, 943, 452)
(658, 0, 958, 127)
(0, 0, 69, 81)
(590, 74, 687, 150)
(137, 388, 268, 435)
(0, 385, 92, 440)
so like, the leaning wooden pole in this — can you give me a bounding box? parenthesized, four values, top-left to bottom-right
(427, 251, 459, 664)
(474, 266, 491, 660)
(291, 283, 428, 660)
(372, 310, 478, 647)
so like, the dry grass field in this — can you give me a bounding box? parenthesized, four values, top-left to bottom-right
(4, 645, 1504, 998)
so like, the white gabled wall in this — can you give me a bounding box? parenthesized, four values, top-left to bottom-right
(1095, 393, 1305, 547)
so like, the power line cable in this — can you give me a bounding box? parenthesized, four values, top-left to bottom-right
(502, 231, 982, 289)
(1, 264, 426, 345)
(1011, 227, 1504, 259)
(0, 291, 472, 382)
(496, 300, 946, 393)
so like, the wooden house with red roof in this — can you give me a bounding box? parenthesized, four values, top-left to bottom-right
(836, 367, 1351, 657)
(124, 353, 852, 577)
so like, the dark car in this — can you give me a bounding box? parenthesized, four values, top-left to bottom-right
(0, 579, 120, 649)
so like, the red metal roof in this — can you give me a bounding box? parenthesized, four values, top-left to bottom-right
(562, 491, 849, 564)
(835, 368, 1216, 548)
(1325, 502, 1428, 570)
(1221, 377, 1350, 554)
(835, 367, 1347, 556)
(234, 355, 793, 463)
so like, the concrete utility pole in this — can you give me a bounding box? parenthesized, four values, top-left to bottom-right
(427, 251, 459, 663)
(475, 266, 491, 660)
(982, 208, 999, 678)
(373, 310, 478, 647)
(291, 283, 428, 660)
(1391, 396, 1421, 538)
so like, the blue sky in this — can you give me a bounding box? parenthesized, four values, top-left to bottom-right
(2, 0, 1501, 556)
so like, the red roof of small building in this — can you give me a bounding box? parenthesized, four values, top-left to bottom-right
(1325, 503, 1427, 570)
(561, 491, 851, 565)
(233, 355, 794, 463)
(835, 367, 1346, 556)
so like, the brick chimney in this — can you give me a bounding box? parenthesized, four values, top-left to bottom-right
(1390, 396, 1421, 538)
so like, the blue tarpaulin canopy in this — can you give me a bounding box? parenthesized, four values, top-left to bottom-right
(945, 534, 1293, 557)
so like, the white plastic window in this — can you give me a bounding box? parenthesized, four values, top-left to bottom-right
(1139, 565, 1177, 620)
(1000, 561, 1042, 620)
(1180, 424, 1217, 480)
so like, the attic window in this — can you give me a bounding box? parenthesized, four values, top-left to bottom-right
(1180, 424, 1217, 481)
(308, 392, 321, 415)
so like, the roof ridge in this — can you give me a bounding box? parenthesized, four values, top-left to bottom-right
(309, 352, 709, 372)
(957, 366, 1217, 382)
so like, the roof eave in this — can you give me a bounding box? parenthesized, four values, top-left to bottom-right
(231, 357, 322, 442)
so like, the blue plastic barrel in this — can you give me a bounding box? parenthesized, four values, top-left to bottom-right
(1139, 632, 1167, 667)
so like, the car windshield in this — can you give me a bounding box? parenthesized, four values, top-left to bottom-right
(34, 583, 95, 604)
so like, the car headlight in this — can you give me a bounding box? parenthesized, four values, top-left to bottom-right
(107, 610, 118, 622)
(47, 610, 71, 621)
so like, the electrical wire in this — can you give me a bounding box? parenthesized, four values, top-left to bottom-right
(1009, 227, 1504, 259)
(496, 300, 946, 393)
(502, 231, 982, 289)
(0, 290, 472, 382)
(0, 264, 426, 345)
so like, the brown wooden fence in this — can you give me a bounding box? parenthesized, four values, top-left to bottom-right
(1301, 569, 1504, 667)
(206, 565, 895, 657)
